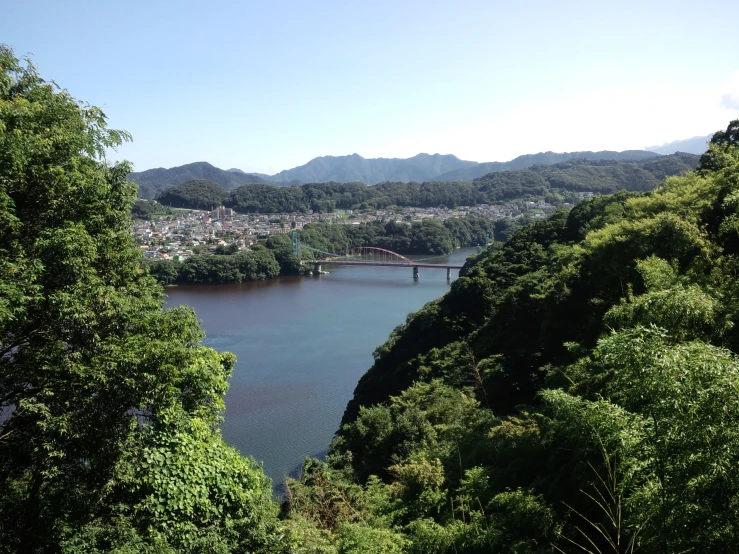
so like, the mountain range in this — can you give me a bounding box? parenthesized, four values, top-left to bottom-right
(267, 153, 478, 184)
(128, 136, 712, 199)
(645, 134, 712, 156)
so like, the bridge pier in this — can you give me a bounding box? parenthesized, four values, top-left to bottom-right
(446, 267, 451, 280)
(313, 262, 322, 275)
(413, 266, 419, 280)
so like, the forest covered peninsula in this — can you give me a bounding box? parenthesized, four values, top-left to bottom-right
(5, 43, 739, 553)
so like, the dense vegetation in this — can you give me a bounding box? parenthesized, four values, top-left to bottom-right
(298, 216, 498, 257)
(146, 215, 501, 286)
(130, 150, 668, 198)
(131, 199, 188, 220)
(147, 246, 284, 285)
(278, 120, 739, 553)
(0, 46, 281, 553)
(268, 150, 669, 187)
(128, 162, 273, 199)
(155, 153, 698, 213)
(436, 148, 668, 181)
(156, 179, 230, 209)
(270, 153, 478, 185)
(6, 43, 739, 553)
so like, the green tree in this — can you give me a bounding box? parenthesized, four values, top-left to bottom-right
(215, 242, 239, 255)
(265, 234, 304, 275)
(145, 259, 180, 285)
(284, 123, 739, 554)
(699, 119, 739, 172)
(0, 46, 279, 552)
(156, 179, 229, 210)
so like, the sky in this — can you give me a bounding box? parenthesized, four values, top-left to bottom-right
(3, 0, 739, 174)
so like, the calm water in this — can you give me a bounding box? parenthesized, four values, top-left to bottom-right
(165, 248, 476, 484)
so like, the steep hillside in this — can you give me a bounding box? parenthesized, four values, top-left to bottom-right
(282, 122, 739, 553)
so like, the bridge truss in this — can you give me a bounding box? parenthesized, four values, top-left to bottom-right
(291, 233, 462, 279)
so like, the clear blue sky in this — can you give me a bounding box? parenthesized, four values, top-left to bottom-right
(3, 0, 739, 174)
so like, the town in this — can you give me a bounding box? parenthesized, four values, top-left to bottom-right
(132, 195, 595, 262)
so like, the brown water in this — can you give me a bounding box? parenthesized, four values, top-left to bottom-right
(165, 248, 476, 485)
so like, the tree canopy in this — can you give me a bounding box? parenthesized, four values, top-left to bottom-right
(152, 154, 699, 214)
(5, 39, 739, 553)
(297, 216, 496, 258)
(281, 120, 739, 553)
(155, 179, 229, 210)
(0, 46, 279, 553)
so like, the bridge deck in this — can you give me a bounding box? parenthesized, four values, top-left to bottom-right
(311, 260, 463, 269)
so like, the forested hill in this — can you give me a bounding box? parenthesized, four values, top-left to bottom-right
(434, 148, 660, 181)
(130, 149, 665, 199)
(156, 179, 229, 209)
(472, 152, 699, 201)
(154, 152, 699, 212)
(279, 121, 739, 552)
(270, 153, 478, 184)
(272, 150, 662, 185)
(128, 162, 275, 199)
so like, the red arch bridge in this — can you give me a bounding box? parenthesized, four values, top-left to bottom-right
(295, 243, 463, 280)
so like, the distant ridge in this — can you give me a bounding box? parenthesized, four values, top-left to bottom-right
(646, 135, 712, 155)
(434, 150, 659, 181)
(152, 153, 700, 213)
(130, 149, 668, 199)
(128, 162, 273, 199)
(267, 150, 661, 185)
(270, 153, 479, 185)
(227, 168, 273, 180)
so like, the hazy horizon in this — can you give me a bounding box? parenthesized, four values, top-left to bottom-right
(2, 0, 737, 174)
(133, 142, 706, 177)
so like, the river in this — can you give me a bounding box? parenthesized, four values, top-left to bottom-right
(165, 248, 476, 484)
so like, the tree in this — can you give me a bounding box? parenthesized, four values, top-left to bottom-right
(156, 179, 229, 210)
(699, 119, 739, 171)
(146, 258, 180, 285)
(0, 46, 279, 551)
(549, 327, 739, 553)
(215, 242, 239, 255)
(265, 234, 304, 275)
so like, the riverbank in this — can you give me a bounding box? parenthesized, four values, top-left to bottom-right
(164, 248, 477, 484)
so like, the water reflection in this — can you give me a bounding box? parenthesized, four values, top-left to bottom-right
(165, 248, 474, 485)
